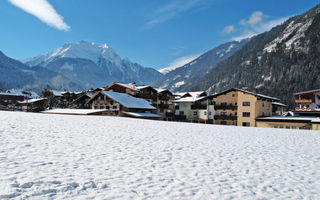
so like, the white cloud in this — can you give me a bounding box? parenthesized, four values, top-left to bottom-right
(159, 54, 200, 74)
(8, 0, 70, 31)
(147, 0, 207, 26)
(226, 11, 289, 41)
(223, 25, 235, 34)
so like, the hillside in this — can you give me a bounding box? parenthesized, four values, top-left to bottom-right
(152, 40, 248, 92)
(0, 51, 81, 92)
(192, 4, 320, 108)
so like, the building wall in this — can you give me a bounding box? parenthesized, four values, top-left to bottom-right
(256, 121, 312, 130)
(312, 123, 320, 130)
(237, 92, 257, 127)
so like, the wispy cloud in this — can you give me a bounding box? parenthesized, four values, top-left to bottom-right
(222, 11, 289, 41)
(147, 0, 208, 26)
(8, 0, 70, 31)
(167, 54, 199, 69)
(223, 25, 235, 34)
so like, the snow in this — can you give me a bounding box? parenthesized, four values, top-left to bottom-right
(173, 81, 185, 88)
(173, 96, 206, 103)
(41, 109, 107, 115)
(102, 91, 155, 110)
(258, 116, 320, 123)
(0, 111, 319, 199)
(19, 98, 46, 104)
(122, 112, 161, 118)
(263, 19, 313, 53)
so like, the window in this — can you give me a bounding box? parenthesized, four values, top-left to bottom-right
(94, 106, 98, 109)
(221, 102, 227, 106)
(112, 106, 117, 109)
(221, 111, 227, 116)
(262, 102, 265, 107)
(106, 106, 110, 109)
(175, 105, 180, 110)
(193, 111, 197, 116)
(232, 121, 237, 125)
(232, 94, 236, 97)
(243, 112, 250, 117)
(209, 112, 212, 116)
(100, 106, 105, 109)
(262, 112, 264, 116)
(242, 101, 250, 106)
(235, 112, 237, 116)
(179, 111, 184, 116)
(204, 111, 207, 115)
(242, 122, 250, 126)
(235, 102, 238, 106)
(221, 121, 227, 125)
(110, 100, 114, 105)
(274, 125, 278, 128)
(285, 126, 290, 129)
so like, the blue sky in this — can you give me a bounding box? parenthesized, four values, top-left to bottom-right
(0, 0, 319, 70)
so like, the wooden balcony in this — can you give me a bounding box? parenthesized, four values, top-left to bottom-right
(215, 105, 238, 110)
(214, 115, 237, 120)
(191, 104, 207, 110)
(295, 99, 313, 103)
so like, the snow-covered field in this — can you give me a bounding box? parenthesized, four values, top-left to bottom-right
(0, 111, 319, 199)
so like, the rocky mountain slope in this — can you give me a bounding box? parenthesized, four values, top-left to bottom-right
(192, 4, 320, 108)
(152, 40, 248, 92)
(23, 41, 163, 88)
(0, 51, 81, 92)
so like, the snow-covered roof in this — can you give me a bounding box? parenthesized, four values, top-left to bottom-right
(109, 82, 138, 91)
(257, 116, 320, 123)
(122, 112, 161, 118)
(0, 92, 24, 97)
(173, 96, 206, 103)
(272, 102, 287, 107)
(101, 91, 155, 110)
(19, 98, 47, 104)
(42, 109, 107, 115)
(1, 89, 39, 98)
(52, 90, 63, 97)
(188, 91, 206, 98)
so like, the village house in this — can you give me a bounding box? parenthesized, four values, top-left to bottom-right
(256, 116, 320, 130)
(256, 89, 320, 130)
(105, 82, 176, 120)
(88, 91, 160, 119)
(19, 98, 47, 112)
(0, 91, 25, 110)
(155, 88, 175, 120)
(294, 89, 320, 116)
(69, 93, 93, 109)
(173, 91, 215, 123)
(52, 90, 84, 108)
(212, 88, 280, 127)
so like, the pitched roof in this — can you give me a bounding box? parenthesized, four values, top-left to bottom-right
(107, 82, 138, 91)
(294, 89, 320, 96)
(19, 98, 47, 104)
(101, 91, 155, 109)
(173, 96, 206, 103)
(212, 88, 280, 101)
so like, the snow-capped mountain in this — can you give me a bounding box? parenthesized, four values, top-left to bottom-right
(152, 40, 249, 92)
(192, 4, 320, 108)
(23, 41, 163, 88)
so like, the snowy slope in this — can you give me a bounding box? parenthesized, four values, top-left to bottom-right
(152, 40, 248, 92)
(0, 111, 319, 199)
